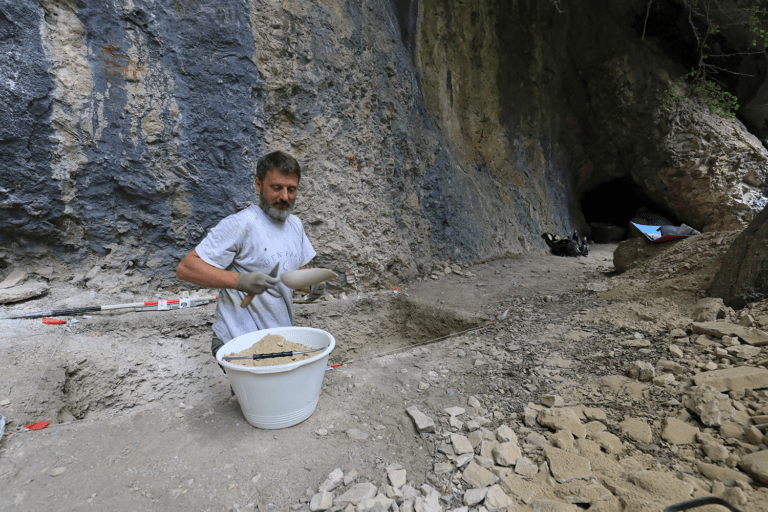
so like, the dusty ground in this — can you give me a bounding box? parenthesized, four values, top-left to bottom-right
(1, 235, 767, 511)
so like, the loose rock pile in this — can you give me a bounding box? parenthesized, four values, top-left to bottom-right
(302, 300, 768, 511)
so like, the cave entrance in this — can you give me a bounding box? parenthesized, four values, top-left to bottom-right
(581, 177, 679, 235)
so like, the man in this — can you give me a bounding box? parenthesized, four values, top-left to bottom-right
(176, 150, 323, 361)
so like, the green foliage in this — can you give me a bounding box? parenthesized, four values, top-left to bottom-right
(662, 0, 768, 119)
(750, 5, 768, 48)
(663, 71, 739, 119)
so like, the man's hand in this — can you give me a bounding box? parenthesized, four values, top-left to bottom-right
(307, 282, 325, 302)
(237, 272, 279, 307)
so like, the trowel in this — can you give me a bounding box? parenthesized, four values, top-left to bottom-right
(240, 266, 337, 308)
(279, 268, 337, 289)
(223, 345, 327, 361)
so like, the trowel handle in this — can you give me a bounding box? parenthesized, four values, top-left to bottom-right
(252, 351, 293, 359)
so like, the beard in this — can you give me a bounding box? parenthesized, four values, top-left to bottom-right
(259, 190, 295, 221)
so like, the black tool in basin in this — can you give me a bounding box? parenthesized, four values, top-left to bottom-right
(223, 346, 327, 361)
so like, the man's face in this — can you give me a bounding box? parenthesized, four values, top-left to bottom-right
(255, 168, 299, 221)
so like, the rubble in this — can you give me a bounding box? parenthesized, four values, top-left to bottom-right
(691, 321, 768, 346)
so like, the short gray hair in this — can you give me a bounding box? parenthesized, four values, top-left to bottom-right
(256, 151, 301, 183)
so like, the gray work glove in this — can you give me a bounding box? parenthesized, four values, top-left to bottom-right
(236, 272, 279, 296)
(307, 282, 326, 302)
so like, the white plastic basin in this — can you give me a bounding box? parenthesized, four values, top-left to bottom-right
(216, 327, 335, 429)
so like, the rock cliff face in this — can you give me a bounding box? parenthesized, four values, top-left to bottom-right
(710, 205, 768, 309)
(1, 0, 766, 291)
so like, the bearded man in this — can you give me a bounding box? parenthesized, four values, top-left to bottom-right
(176, 150, 323, 361)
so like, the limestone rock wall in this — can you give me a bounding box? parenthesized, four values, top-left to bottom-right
(1, 0, 767, 292)
(710, 204, 768, 309)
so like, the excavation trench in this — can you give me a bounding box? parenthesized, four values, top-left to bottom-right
(18, 294, 486, 425)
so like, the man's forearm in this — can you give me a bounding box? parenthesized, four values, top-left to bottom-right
(177, 250, 239, 290)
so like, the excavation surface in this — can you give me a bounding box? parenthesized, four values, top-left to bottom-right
(2, 237, 768, 511)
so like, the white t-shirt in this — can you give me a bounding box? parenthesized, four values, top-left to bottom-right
(195, 205, 316, 342)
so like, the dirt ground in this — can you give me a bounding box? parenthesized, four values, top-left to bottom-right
(1, 235, 767, 511)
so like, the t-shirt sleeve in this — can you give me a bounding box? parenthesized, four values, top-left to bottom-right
(297, 219, 317, 267)
(195, 215, 243, 270)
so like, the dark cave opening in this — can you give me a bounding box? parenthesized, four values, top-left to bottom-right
(581, 177, 680, 235)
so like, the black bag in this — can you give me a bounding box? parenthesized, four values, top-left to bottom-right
(542, 232, 589, 257)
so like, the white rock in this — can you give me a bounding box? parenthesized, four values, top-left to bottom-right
(462, 488, 487, 507)
(468, 396, 482, 408)
(669, 345, 684, 358)
(451, 433, 474, 454)
(627, 361, 655, 381)
(683, 385, 737, 427)
(543, 446, 592, 483)
(335, 483, 377, 505)
(406, 407, 436, 433)
(483, 485, 513, 511)
(492, 443, 521, 467)
(388, 469, 407, 488)
(343, 469, 359, 485)
(310, 491, 334, 511)
(319, 468, 344, 492)
(357, 494, 394, 512)
(514, 457, 538, 478)
(662, 417, 700, 445)
(703, 443, 729, 462)
(541, 395, 565, 407)
(461, 461, 499, 488)
(496, 424, 518, 444)
(445, 406, 466, 417)
(653, 373, 676, 387)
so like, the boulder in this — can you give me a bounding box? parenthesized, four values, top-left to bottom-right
(710, 205, 768, 309)
(613, 237, 676, 273)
